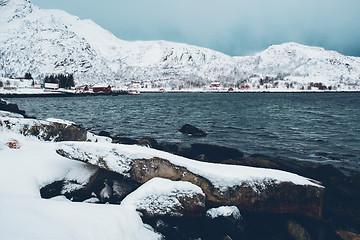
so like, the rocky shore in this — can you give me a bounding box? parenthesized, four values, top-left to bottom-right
(1, 100, 359, 240)
(98, 128, 360, 239)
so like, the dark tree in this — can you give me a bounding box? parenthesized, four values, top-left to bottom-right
(44, 73, 75, 89)
(24, 73, 33, 79)
(0, 81, 3, 88)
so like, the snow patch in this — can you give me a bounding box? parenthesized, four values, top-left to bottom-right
(206, 206, 242, 220)
(86, 131, 112, 143)
(46, 117, 75, 126)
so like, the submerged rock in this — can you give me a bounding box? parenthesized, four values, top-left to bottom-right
(98, 130, 111, 138)
(176, 143, 244, 164)
(138, 137, 161, 149)
(179, 124, 207, 137)
(190, 143, 244, 163)
(112, 136, 138, 145)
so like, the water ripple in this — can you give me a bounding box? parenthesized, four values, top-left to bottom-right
(7, 92, 360, 171)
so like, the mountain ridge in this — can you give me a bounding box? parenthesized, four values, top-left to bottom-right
(1, 0, 360, 90)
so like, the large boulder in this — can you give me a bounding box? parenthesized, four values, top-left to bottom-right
(121, 178, 205, 218)
(242, 154, 360, 233)
(56, 142, 324, 219)
(129, 157, 323, 219)
(0, 113, 88, 142)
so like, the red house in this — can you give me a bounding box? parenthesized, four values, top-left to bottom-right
(75, 85, 89, 91)
(210, 82, 221, 88)
(92, 84, 111, 92)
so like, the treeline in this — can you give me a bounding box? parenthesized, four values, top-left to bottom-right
(44, 74, 75, 89)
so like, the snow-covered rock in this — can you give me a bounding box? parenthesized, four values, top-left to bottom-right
(122, 177, 205, 218)
(1, 0, 359, 90)
(56, 141, 325, 218)
(0, 112, 88, 141)
(206, 206, 242, 220)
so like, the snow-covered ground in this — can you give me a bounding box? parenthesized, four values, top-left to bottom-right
(0, 126, 160, 239)
(0, 87, 60, 94)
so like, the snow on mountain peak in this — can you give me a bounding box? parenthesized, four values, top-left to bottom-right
(0, 0, 31, 8)
(0, 0, 35, 23)
(0, 0, 359, 90)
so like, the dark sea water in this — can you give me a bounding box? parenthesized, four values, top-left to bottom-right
(7, 92, 360, 171)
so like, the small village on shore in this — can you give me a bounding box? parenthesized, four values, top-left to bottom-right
(1, 74, 359, 98)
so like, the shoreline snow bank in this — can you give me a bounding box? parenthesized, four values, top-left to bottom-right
(0, 129, 160, 240)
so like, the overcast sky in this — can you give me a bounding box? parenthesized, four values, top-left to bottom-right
(31, 0, 360, 57)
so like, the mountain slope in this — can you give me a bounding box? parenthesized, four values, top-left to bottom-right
(1, 0, 360, 90)
(236, 42, 360, 89)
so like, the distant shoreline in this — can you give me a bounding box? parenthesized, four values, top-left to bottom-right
(0, 91, 127, 98)
(1, 89, 359, 98)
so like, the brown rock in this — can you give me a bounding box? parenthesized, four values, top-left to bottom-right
(287, 219, 311, 240)
(0, 117, 87, 142)
(23, 122, 87, 141)
(337, 231, 360, 240)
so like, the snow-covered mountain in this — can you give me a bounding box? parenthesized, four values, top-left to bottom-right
(1, 0, 360, 90)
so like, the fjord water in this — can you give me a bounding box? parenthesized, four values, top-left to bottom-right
(8, 92, 360, 171)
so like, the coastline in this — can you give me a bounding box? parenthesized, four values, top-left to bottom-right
(0, 90, 127, 98)
(1, 89, 359, 98)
